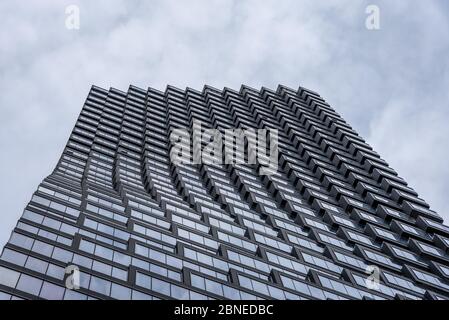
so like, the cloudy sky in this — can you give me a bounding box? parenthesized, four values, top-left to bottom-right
(1, 0, 448, 247)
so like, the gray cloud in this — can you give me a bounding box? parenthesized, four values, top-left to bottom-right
(1, 0, 448, 247)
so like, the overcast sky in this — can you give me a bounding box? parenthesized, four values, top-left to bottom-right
(1, 0, 448, 248)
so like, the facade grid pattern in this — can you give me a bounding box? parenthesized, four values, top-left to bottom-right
(1, 84, 449, 300)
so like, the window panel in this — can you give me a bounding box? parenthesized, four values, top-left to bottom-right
(16, 274, 43, 296)
(0, 248, 28, 266)
(0, 266, 21, 288)
(39, 282, 65, 300)
(110, 283, 132, 300)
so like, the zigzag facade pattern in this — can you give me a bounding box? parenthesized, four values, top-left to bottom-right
(1, 84, 449, 300)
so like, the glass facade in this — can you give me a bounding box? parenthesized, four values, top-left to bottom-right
(1, 84, 449, 300)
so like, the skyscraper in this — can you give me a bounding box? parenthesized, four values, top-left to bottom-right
(1, 84, 449, 300)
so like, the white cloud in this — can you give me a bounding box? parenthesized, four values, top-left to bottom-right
(368, 96, 449, 222)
